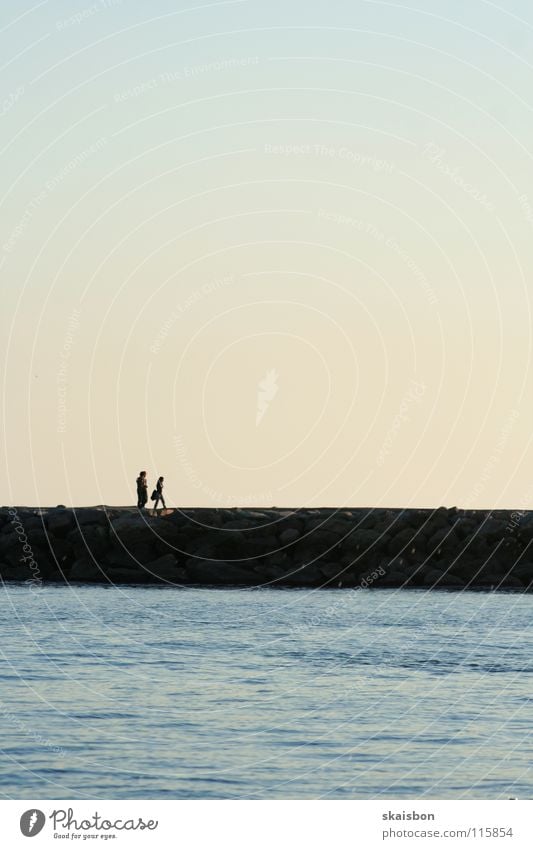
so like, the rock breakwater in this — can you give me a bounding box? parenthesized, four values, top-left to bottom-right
(1, 506, 532, 590)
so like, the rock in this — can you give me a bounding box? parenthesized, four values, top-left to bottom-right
(253, 563, 285, 580)
(379, 569, 409, 587)
(469, 565, 505, 588)
(348, 528, 383, 551)
(305, 529, 340, 550)
(68, 557, 103, 582)
(184, 541, 218, 560)
(185, 559, 258, 585)
(72, 509, 109, 527)
(453, 558, 482, 581)
(500, 575, 525, 589)
(277, 563, 324, 586)
(512, 562, 533, 581)
(103, 542, 155, 569)
(209, 529, 245, 547)
(455, 519, 478, 540)
(304, 516, 330, 531)
(45, 537, 73, 568)
(480, 517, 507, 541)
(0, 561, 32, 580)
(152, 520, 186, 547)
(516, 515, 533, 543)
(46, 509, 74, 535)
(151, 539, 182, 559)
(426, 527, 459, 554)
(322, 518, 352, 536)
(144, 553, 183, 581)
(175, 510, 214, 527)
(461, 533, 491, 558)
(279, 528, 300, 545)
(67, 524, 108, 558)
(422, 509, 451, 536)
(111, 514, 156, 545)
(441, 573, 466, 588)
(6, 516, 45, 533)
(106, 564, 148, 584)
(399, 562, 425, 586)
(373, 508, 403, 527)
(493, 537, 522, 566)
(1, 530, 28, 554)
(319, 562, 344, 579)
(388, 527, 419, 556)
(1, 544, 50, 577)
(423, 568, 445, 586)
(239, 510, 271, 522)
(0, 506, 531, 590)
(227, 538, 279, 559)
(221, 518, 258, 530)
(264, 551, 291, 568)
(423, 568, 465, 588)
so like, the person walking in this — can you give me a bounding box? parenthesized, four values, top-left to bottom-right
(152, 476, 166, 510)
(136, 471, 148, 509)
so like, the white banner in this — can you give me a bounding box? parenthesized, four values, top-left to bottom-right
(0, 800, 531, 848)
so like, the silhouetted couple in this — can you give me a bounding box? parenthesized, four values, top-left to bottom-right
(136, 472, 166, 510)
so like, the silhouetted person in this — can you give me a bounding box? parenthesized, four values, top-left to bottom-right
(136, 471, 148, 509)
(153, 476, 166, 510)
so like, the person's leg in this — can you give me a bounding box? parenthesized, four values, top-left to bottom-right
(161, 496, 166, 509)
(153, 496, 160, 510)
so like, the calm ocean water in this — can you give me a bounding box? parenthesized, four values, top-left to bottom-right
(0, 584, 531, 799)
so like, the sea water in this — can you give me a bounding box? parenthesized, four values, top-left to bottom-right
(0, 584, 531, 799)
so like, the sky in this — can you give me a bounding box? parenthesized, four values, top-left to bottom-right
(1, 0, 533, 508)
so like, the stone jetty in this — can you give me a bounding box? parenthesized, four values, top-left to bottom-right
(1, 505, 532, 590)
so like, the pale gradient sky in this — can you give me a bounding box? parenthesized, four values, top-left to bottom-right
(1, 0, 533, 508)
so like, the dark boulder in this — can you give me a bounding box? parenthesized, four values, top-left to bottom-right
(0, 561, 32, 581)
(67, 524, 109, 558)
(110, 514, 157, 546)
(512, 562, 533, 582)
(72, 509, 110, 527)
(105, 564, 149, 584)
(102, 542, 155, 569)
(185, 558, 259, 585)
(480, 517, 508, 541)
(279, 528, 300, 545)
(46, 509, 75, 536)
(426, 526, 460, 555)
(276, 563, 324, 586)
(388, 527, 420, 556)
(145, 553, 185, 582)
(68, 557, 104, 582)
